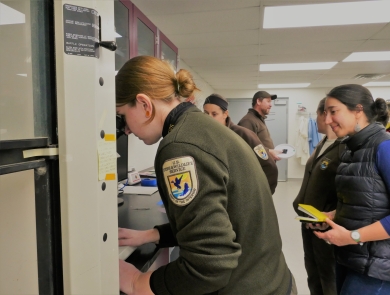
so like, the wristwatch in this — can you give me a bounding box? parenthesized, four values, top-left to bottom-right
(351, 230, 363, 245)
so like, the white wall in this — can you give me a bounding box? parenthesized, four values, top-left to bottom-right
(127, 59, 215, 172)
(177, 59, 215, 108)
(216, 86, 390, 178)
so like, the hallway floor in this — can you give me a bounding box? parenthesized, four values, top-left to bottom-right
(273, 178, 310, 295)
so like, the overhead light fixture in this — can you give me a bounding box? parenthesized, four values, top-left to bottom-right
(0, 3, 25, 25)
(353, 73, 387, 80)
(363, 81, 390, 87)
(17, 74, 27, 77)
(258, 83, 310, 88)
(343, 51, 390, 62)
(115, 32, 122, 38)
(260, 62, 337, 71)
(263, 1, 390, 28)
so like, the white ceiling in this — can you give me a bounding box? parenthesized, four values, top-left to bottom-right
(130, 0, 390, 90)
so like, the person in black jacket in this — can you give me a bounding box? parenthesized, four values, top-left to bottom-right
(293, 97, 344, 295)
(315, 84, 390, 295)
(203, 93, 278, 194)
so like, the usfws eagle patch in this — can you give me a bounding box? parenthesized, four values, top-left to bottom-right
(254, 144, 269, 160)
(320, 157, 331, 170)
(163, 156, 199, 206)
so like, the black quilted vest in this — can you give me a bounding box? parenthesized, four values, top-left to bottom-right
(335, 122, 390, 281)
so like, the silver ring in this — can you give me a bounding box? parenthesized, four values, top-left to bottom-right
(326, 240, 331, 245)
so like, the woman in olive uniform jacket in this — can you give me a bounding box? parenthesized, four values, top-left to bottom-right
(203, 94, 278, 194)
(116, 56, 296, 295)
(293, 98, 344, 295)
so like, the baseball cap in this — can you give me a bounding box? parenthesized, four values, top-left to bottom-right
(253, 91, 277, 101)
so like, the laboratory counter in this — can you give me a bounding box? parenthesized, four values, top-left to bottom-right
(118, 188, 170, 272)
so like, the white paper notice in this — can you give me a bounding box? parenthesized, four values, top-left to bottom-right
(97, 140, 116, 180)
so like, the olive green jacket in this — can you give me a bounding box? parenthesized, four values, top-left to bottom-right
(293, 137, 345, 214)
(151, 106, 290, 295)
(226, 117, 278, 194)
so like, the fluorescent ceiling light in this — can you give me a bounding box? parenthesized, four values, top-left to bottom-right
(115, 32, 122, 38)
(17, 74, 27, 77)
(363, 81, 390, 87)
(258, 83, 310, 88)
(260, 62, 337, 71)
(263, 1, 390, 28)
(0, 3, 25, 25)
(343, 51, 390, 62)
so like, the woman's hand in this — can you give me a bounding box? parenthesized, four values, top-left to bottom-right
(323, 210, 336, 220)
(314, 218, 354, 246)
(306, 210, 336, 230)
(118, 228, 160, 247)
(119, 260, 154, 295)
(118, 228, 144, 247)
(306, 222, 329, 231)
(119, 260, 141, 294)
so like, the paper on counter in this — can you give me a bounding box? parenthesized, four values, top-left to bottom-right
(123, 186, 158, 195)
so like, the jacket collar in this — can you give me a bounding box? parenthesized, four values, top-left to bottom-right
(162, 102, 194, 137)
(248, 108, 266, 121)
(225, 116, 235, 128)
(342, 122, 385, 153)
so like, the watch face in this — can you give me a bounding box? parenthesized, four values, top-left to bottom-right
(352, 231, 360, 240)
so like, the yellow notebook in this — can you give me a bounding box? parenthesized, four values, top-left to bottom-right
(295, 204, 328, 222)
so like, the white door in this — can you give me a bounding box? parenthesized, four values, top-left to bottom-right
(265, 98, 289, 181)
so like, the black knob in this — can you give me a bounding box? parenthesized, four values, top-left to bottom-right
(99, 41, 117, 51)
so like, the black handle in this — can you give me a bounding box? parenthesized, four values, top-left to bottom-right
(99, 41, 117, 51)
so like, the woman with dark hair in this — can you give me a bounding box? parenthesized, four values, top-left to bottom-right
(203, 93, 278, 194)
(293, 97, 344, 295)
(315, 84, 390, 294)
(116, 56, 296, 295)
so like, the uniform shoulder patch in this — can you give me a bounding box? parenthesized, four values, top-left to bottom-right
(162, 156, 199, 206)
(254, 144, 268, 160)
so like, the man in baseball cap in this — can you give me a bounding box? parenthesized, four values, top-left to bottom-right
(238, 90, 281, 161)
(252, 91, 277, 103)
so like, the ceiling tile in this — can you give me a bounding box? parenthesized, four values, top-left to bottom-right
(180, 45, 259, 59)
(170, 30, 259, 49)
(130, 0, 262, 15)
(150, 8, 260, 35)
